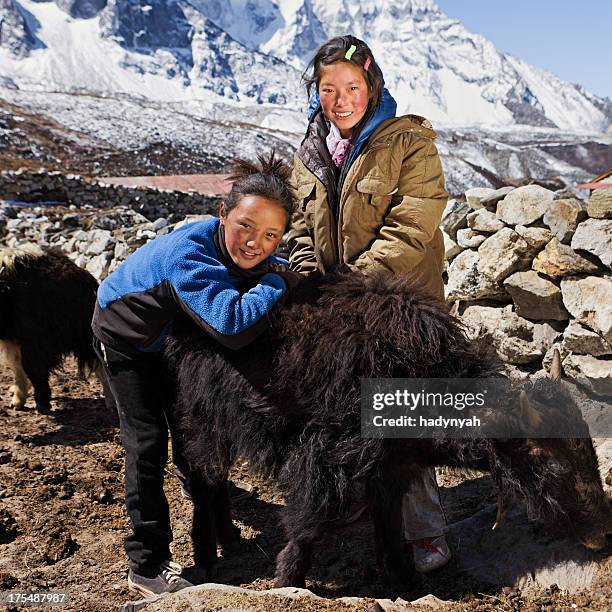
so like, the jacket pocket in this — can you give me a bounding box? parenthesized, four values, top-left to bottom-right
(355, 177, 397, 227)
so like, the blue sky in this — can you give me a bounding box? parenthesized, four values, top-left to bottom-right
(435, 1, 612, 100)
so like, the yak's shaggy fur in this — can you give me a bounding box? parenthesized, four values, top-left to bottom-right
(0, 244, 99, 411)
(165, 271, 611, 587)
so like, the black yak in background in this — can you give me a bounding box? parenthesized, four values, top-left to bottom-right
(165, 271, 612, 587)
(0, 244, 99, 412)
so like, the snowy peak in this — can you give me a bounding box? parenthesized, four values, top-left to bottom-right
(0, 0, 609, 133)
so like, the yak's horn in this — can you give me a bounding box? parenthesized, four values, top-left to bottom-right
(520, 390, 542, 429)
(492, 492, 506, 530)
(550, 348, 562, 381)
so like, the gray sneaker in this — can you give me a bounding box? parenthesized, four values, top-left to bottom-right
(411, 535, 451, 573)
(127, 560, 193, 597)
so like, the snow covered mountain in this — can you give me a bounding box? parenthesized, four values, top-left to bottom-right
(0, 0, 610, 134)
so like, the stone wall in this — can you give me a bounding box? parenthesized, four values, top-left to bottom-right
(443, 186, 611, 387)
(0, 169, 220, 218)
(1, 171, 610, 385)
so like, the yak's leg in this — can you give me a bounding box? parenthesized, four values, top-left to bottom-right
(1, 341, 29, 409)
(369, 479, 411, 580)
(275, 538, 315, 589)
(213, 480, 242, 550)
(275, 488, 331, 587)
(190, 472, 219, 574)
(20, 348, 51, 412)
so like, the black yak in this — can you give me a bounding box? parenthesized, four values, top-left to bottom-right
(0, 244, 99, 412)
(164, 271, 612, 587)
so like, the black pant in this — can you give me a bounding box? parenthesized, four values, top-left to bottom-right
(93, 339, 190, 577)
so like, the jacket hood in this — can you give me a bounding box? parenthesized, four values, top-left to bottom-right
(306, 79, 398, 176)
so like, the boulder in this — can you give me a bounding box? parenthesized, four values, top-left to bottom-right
(441, 200, 469, 240)
(467, 208, 505, 233)
(514, 225, 553, 250)
(571, 218, 612, 268)
(479, 185, 515, 207)
(461, 304, 561, 364)
(542, 198, 587, 243)
(560, 276, 612, 343)
(83, 229, 114, 256)
(465, 187, 495, 210)
(442, 229, 463, 260)
(496, 185, 554, 226)
(532, 239, 600, 277)
(477, 228, 533, 281)
(562, 355, 612, 396)
(456, 228, 487, 248)
(445, 250, 507, 301)
(563, 321, 612, 356)
(85, 252, 111, 281)
(587, 187, 612, 219)
(503, 271, 569, 320)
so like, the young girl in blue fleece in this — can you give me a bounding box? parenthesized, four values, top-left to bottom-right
(92, 154, 301, 598)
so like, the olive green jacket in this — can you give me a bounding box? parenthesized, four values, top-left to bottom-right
(287, 115, 448, 300)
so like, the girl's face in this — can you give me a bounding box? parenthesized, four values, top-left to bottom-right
(318, 61, 371, 138)
(220, 195, 287, 269)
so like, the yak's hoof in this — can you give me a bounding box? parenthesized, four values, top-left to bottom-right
(274, 575, 306, 589)
(35, 402, 52, 414)
(184, 564, 215, 585)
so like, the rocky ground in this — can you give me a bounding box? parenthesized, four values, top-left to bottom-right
(0, 363, 610, 612)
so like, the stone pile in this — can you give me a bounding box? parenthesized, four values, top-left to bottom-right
(0, 168, 217, 218)
(1, 170, 610, 386)
(0, 204, 219, 280)
(443, 185, 611, 386)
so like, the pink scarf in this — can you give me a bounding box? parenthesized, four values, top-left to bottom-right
(326, 122, 351, 168)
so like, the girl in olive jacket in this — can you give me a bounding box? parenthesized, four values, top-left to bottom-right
(287, 35, 451, 572)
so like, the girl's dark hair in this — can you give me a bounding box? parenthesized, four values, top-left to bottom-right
(223, 151, 296, 231)
(303, 35, 383, 124)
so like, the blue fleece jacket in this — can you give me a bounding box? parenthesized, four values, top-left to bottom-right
(92, 217, 288, 353)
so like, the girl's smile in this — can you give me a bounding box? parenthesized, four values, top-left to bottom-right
(220, 195, 288, 269)
(318, 62, 370, 137)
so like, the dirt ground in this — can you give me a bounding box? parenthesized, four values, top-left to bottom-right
(0, 361, 611, 612)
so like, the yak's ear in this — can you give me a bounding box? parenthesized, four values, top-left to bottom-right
(520, 390, 543, 432)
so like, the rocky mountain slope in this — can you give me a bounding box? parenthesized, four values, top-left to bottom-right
(1, 0, 610, 133)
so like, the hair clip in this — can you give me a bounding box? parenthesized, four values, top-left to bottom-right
(363, 57, 371, 71)
(345, 45, 357, 60)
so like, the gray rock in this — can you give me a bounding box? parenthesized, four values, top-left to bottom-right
(461, 304, 560, 364)
(84, 229, 114, 255)
(563, 355, 612, 396)
(445, 250, 507, 301)
(587, 187, 612, 219)
(496, 185, 554, 226)
(465, 187, 495, 210)
(441, 200, 469, 241)
(456, 228, 487, 248)
(563, 321, 612, 356)
(571, 218, 612, 268)
(561, 276, 612, 343)
(514, 225, 553, 250)
(467, 208, 506, 233)
(442, 229, 463, 261)
(532, 239, 600, 277)
(477, 228, 533, 281)
(542, 198, 587, 243)
(479, 185, 515, 207)
(86, 252, 111, 281)
(503, 271, 569, 320)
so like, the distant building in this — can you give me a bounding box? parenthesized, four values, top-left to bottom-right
(100, 174, 232, 196)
